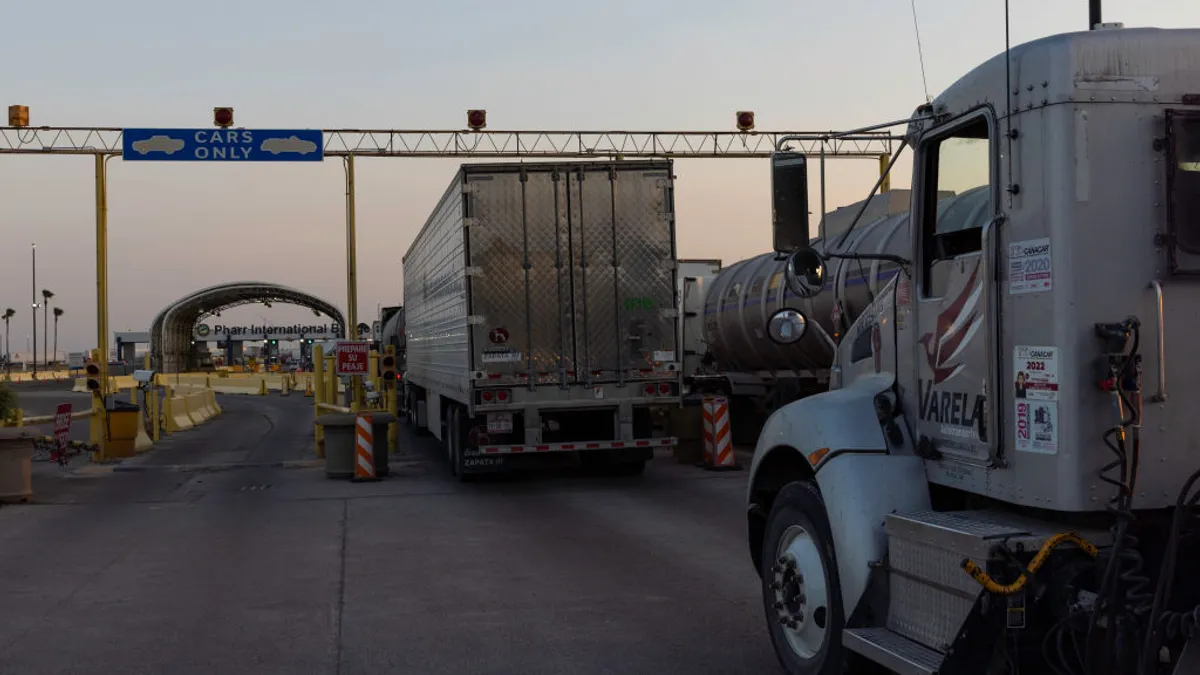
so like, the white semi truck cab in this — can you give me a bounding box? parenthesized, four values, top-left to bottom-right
(747, 24, 1200, 675)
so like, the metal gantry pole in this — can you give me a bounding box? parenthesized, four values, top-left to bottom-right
(343, 154, 362, 411)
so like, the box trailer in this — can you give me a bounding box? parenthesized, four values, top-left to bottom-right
(402, 160, 682, 478)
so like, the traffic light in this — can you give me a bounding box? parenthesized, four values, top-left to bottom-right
(736, 111, 755, 132)
(214, 107, 234, 128)
(85, 360, 102, 392)
(467, 109, 487, 130)
(380, 346, 397, 382)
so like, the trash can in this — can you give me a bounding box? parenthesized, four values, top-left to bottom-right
(0, 427, 38, 503)
(105, 398, 141, 459)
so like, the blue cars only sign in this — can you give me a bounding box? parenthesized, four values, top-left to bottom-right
(121, 128, 324, 162)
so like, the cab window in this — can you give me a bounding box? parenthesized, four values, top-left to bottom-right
(1167, 110, 1200, 256)
(919, 115, 994, 297)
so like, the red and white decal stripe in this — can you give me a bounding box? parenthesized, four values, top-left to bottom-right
(480, 437, 678, 455)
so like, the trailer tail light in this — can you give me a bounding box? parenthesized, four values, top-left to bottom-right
(643, 384, 656, 395)
(658, 383, 672, 396)
(479, 389, 512, 404)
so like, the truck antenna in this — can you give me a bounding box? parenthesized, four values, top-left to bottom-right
(909, 0, 931, 103)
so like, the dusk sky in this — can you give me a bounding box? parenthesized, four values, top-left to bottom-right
(2, 0, 1196, 355)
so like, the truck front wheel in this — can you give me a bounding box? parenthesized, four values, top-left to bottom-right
(761, 481, 845, 675)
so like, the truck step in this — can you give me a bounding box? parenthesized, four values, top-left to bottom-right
(843, 627, 945, 675)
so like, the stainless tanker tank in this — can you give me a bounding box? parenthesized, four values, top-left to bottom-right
(702, 186, 989, 375)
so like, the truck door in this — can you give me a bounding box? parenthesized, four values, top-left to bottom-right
(565, 163, 677, 384)
(909, 111, 1001, 463)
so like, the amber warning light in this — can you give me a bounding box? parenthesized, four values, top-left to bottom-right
(736, 111, 755, 132)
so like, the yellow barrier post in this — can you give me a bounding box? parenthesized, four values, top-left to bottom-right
(325, 354, 337, 409)
(369, 349, 380, 394)
(386, 384, 398, 454)
(150, 384, 160, 441)
(312, 345, 325, 458)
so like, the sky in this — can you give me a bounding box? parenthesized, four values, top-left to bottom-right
(1, 0, 1197, 355)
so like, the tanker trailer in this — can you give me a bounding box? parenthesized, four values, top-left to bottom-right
(688, 186, 977, 444)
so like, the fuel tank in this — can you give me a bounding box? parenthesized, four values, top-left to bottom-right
(702, 186, 989, 375)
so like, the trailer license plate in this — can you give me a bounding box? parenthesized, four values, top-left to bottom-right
(487, 413, 513, 434)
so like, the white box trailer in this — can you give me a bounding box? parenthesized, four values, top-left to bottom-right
(403, 160, 682, 478)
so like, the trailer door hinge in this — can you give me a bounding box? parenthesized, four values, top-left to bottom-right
(659, 308, 679, 319)
(461, 183, 478, 194)
(467, 315, 486, 325)
(463, 217, 479, 227)
(465, 266, 484, 277)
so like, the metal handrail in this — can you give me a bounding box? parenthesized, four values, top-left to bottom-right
(1149, 280, 1167, 403)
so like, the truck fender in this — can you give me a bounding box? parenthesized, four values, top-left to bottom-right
(746, 373, 931, 620)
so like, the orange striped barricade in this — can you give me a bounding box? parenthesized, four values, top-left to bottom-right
(353, 413, 378, 482)
(701, 395, 740, 471)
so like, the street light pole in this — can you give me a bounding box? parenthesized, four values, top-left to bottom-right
(31, 243, 37, 378)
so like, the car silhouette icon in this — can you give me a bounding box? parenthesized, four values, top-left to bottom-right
(131, 135, 185, 155)
(261, 136, 319, 155)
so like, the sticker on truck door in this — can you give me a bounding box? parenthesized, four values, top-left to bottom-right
(1015, 399, 1057, 454)
(1008, 238, 1052, 295)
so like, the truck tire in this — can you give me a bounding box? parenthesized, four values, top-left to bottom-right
(761, 481, 845, 675)
(446, 406, 459, 477)
(448, 405, 475, 483)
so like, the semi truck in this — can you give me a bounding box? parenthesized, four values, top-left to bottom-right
(402, 160, 682, 479)
(744, 21, 1200, 675)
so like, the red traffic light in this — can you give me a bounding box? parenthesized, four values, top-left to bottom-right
(214, 107, 234, 128)
(736, 111, 755, 132)
(467, 109, 487, 130)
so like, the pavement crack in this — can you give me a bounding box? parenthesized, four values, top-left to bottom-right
(334, 498, 348, 675)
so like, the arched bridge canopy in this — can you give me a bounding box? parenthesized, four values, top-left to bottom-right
(151, 281, 345, 372)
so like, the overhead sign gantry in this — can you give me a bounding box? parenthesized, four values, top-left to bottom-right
(1, 103, 901, 456)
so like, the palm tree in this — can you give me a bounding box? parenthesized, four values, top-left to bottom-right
(2, 308, 14, 378)
(41, 289, 54, 368)
(53, 307, 64, 367)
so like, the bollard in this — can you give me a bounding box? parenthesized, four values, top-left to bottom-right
(386, 385, 399, 454)
(150, 385, 161, 441)
(701, 395, 740, 471)
(313, 345, 325, 458)
(352, 413, 378, 482)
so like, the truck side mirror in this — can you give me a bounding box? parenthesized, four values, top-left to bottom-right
(771, 150, 810, 253)
(766, 308, 809, 345)
(784, 247, 826, 298)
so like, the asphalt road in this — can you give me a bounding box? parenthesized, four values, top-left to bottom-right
(0, 390, 780, 675)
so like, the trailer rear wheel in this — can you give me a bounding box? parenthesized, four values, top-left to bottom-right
(761, 481, 844, 675)
(446, 406, 459, 477)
